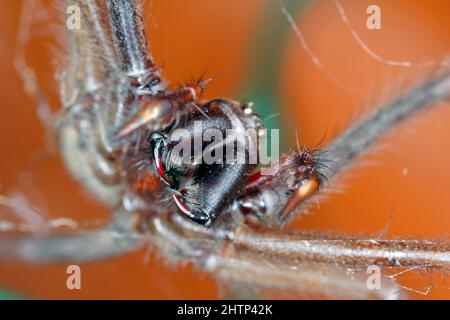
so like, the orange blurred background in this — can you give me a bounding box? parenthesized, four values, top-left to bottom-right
(0, 0, 449, 299)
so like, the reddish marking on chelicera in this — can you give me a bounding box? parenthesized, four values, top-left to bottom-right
(155, 158, 171, 186)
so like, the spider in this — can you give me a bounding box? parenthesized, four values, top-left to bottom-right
(1, 0, 450, 299)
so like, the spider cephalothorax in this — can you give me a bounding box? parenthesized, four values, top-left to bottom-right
(147, 99, 261, 225)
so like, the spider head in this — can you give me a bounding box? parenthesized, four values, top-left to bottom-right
(148, 99, 260, 226)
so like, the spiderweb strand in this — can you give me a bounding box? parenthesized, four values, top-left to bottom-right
(278, 0, 346, 90)
(334, 0, 449, 68)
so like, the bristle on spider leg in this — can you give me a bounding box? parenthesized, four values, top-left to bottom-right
(206, 253, 402, 299)
(0, 208, 144, 263)
(280, 70, 450, 223)
(233, 228, 450, 271)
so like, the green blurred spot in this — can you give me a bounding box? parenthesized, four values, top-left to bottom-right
(238, 0, 309, 151)
(0, 288, 22, 300)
